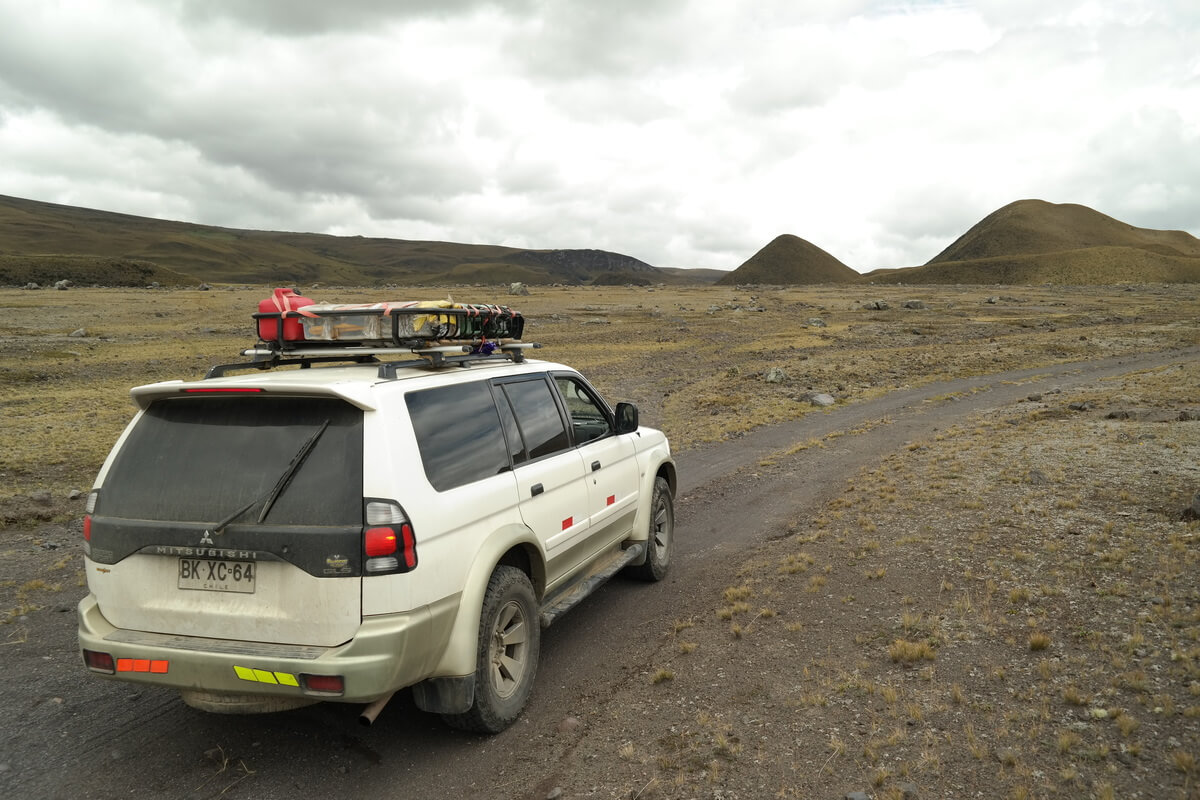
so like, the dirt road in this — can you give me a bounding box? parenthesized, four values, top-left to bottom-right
(2, 347, 1196, 799)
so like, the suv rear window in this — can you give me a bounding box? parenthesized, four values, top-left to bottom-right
(100, 396, 364, 525)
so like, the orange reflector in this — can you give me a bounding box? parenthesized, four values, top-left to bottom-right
(116, 658, 169, 674)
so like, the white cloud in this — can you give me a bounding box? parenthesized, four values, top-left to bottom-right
(0, 0, 1196, 272)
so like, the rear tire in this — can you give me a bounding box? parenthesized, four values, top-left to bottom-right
(625, 476, 673, 582)
(443, 566, 540, 733)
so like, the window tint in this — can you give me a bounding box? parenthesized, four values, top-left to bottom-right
(406, 381, 511, 491)
(500, 378, 570, 460)
(554, 376, 613, 445)
(101, 396, 363, 525)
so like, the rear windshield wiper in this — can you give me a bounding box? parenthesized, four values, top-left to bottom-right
(211, 420, 331, 534)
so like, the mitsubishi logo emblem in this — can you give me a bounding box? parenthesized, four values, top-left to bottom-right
(199, 530, 215, 545)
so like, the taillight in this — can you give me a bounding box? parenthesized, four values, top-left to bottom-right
(82, 650, 115, 674)
(301, 674, 345, 696)
(364, 528, 397, 557)
(83, 490, 98, 543)
(363, 500, 417, 574)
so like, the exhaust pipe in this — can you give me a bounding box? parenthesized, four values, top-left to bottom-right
(358, 691, 395, 727)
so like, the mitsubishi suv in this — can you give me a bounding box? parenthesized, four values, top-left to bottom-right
(77, 298, 676, 733)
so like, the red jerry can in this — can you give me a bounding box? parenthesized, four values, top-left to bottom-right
(257, 287, 314, 343)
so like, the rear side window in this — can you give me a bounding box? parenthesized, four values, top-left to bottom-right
(406, 381, 511, 492)
(498, 378, 570, 460)
(101, 396, 363, 525)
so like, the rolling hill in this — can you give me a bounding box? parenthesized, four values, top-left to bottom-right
(863, 199, 1200, 284)
(0, 194, 683, 286)
(716, 234, 859, 285)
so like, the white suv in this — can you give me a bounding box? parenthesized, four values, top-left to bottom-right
(77, 303, 675, 733)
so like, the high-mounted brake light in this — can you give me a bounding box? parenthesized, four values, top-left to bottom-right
(183, 387, 265, 393)
(363, 500, 417, 575)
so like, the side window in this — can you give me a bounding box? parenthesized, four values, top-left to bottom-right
(498, 377, 571, 460)
(406, 381, 511, 492)
(554, 376, 614, 445)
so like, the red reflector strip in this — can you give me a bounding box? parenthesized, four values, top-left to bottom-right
(183, 387, 264, 393)
(400, 524, 417, 570)
(83, 515, 92, 541)
(607, 495, 615, 506)
(116, 658, 169, 674)
(562, 517, 573, 531)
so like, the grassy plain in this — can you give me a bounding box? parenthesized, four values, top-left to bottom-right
(0, 283, 1194, 507)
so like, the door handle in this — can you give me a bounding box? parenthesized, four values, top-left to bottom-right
(591, 461, 601, 472)
(530, 483, 544, 497)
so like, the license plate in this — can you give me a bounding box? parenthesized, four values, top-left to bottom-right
(178, 558, 256, 594)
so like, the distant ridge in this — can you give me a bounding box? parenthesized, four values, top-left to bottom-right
(716, 234, 858, 285)
(0, 194, 674, 286)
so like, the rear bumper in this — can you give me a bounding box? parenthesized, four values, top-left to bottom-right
(77, 592, 457, 704)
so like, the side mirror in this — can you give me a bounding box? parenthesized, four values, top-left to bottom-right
(615, 402, 639, 434)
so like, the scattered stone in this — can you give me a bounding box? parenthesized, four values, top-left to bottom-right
(509, 282, 530, 296)
(985, 296, 999, 304)
(40, 541, 59, 550)
(900, 783, 920, 799)
(1026, 469, 1050, 486)
(68, 489, 84, 500)
(1186, 491, 1200, 521)
(69, 328, 88, 338)
(30, 491, 52, 505)
(581, 318, 610, 326)
(1107, 408, 1183, 423)
(805, 317, 827, 328)
(198, 283, 212, 291)
(845, 792, 871, 800)
(1068, 401, 1092, 411)
(54, 279, 72, 290)
(902, 300, 926, 309)
(147, 281, 161, 289)
(545, 788, 563, 800)
(868, 300, 889, 310)
(1178, 409, 1200, 421)
(807, 392, 836, 407)
(23, 282, 40, 290)
(1026, 393, 1042, 402)
(764, 367, 788, 384)
(556, 716, 581, 734)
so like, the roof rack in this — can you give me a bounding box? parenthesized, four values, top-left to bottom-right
(254, 302, 523, 350)
(205, 342, 540, 380)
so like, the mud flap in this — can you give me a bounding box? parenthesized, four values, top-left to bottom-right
(412, 675, 475, 714)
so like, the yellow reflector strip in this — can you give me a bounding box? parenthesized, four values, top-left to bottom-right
(252, 669, 278, 684)
(233, 665, 299, 687)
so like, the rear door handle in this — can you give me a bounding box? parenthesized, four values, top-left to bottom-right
(530, 483, 544, 497)
(591, 461, 601, 472)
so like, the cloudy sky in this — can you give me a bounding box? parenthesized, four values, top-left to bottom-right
(0, 1, 1196, 272)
